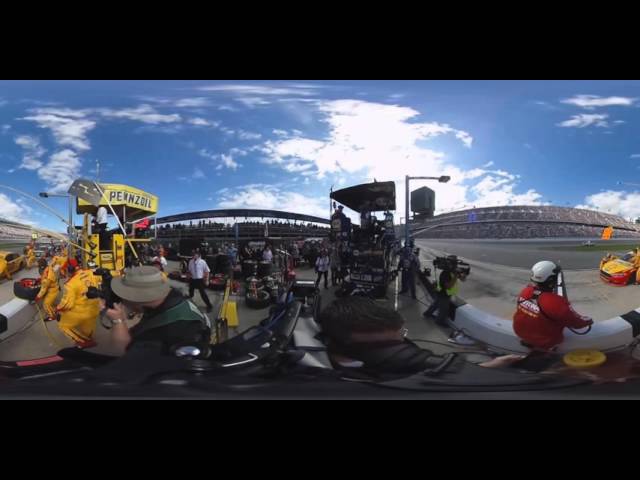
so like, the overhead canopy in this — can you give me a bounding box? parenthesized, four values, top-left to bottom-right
(330, 181, 396, 213)
(75, 182, 159, 222)
(156, 209, 330, 225)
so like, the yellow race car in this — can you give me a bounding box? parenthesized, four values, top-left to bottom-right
(600, 248, 640, 285)
(0, 251, 25, 280)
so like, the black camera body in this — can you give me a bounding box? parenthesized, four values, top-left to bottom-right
(87, 268, 121, 308)
(433, 255, 471, 276)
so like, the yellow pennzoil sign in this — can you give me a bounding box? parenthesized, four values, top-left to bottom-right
(77, 184, 158, 215)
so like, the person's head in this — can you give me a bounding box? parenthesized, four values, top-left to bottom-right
(64, 258, 79, 276)
(319, 296, 405, 346)
(111, 265, 172, 313)
(338, 205, 344, 212)
(530, 260, 560, 291)
(38, 258, 48, 274)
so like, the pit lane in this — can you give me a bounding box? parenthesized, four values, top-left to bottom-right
(415, 238, 640, 321)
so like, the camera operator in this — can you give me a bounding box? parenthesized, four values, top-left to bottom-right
(101, 266, 211, 356)
(423, 258, 468, 327)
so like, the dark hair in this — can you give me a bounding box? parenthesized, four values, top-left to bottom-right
(319, 296, 405, 345)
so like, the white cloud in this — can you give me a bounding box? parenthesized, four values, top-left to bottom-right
(272, 129, 288, 136)
(218, 105, 239, 112)
(261, 100, 473, 179)
(614, 120, 626, 124)
(198, 84, 317, 96)
(218, 184, 327, 218)
(284, 162, 313, 172)
(187, 117, 220, 127)
(229, 147, 249, 156)
(220, 127, 235, 136)
(99, 104, 181, 124)
(1, 124, 11, 134)
(22, 109, 96, 151)
(237, 130, 262, 140)
(137, 96, 213, 108)
(482, 161, 495, 167)
(221, 154, 239, 170)
(524, 143, 532, 149)
(631, 154, 640, 158)
(0, 193, 30, 223)
(0, 98, 7, 106)
(557, 113, 609, 128)
(15, 135, 46, 170)
(532, 101, 560, 110)
(255, 99, 542, 213)
(135, 124, 184, 135)
(179, 167, 206, 181)
(38, 149, 82, 193)
(174, 98, 211, 108)
(198, 149, 240, 170)
(236, 97, 271, 108)
(561, 94, 636, 109)
(577, 190, 640, 219)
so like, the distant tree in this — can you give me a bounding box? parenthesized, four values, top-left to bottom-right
(636, 218, 640, 224)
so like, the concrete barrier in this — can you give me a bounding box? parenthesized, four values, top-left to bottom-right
(453, 303, 639, 354)
(0, 298, 36, 338)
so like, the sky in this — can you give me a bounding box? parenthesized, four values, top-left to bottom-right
(1, 79, 640, 232)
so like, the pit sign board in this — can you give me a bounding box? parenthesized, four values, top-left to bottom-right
(76, 183, 158, 215)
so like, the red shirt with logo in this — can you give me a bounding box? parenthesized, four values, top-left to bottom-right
(513, 285, 592, 350)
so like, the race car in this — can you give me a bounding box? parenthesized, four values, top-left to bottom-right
(0, 251, 25, 280)
(600, 248, 640, 285)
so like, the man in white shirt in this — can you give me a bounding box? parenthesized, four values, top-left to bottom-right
(262, 245, 273, 263)
(94, 206, 109, 249)
(152, 255, 168, 271)
(187, 250, 212, 312)
(315, 249, 331, 289)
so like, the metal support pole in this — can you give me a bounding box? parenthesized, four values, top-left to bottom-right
(68, 195, 74, 257)
(405, 175, 410, 247)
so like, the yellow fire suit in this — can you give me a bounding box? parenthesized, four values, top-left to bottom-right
(36, 265, 60, 318)
(56, 269, 101, 344)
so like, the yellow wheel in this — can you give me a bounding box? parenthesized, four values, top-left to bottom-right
(563, 349, 607, 368)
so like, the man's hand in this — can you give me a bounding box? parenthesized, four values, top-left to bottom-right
(100, 299, 127, 323)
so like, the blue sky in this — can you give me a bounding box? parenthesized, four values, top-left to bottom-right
(1, 80, 640, 232)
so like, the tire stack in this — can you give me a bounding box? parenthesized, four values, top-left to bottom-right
(257, 261, 272, 278)
(242, 260, 257, 278)
(245, 289, 271, 309)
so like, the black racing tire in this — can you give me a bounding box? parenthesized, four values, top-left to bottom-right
(628, 272, 637, 286)
(245, 290, 272, 309)
(13, 281, 40, 301)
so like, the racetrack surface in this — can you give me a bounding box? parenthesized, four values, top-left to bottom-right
(416, 238, 638, 270)
(416, 239, 640, 321)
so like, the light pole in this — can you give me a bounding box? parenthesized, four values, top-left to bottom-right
(405, 175, 451, 247)
(40, 192, 74, 256)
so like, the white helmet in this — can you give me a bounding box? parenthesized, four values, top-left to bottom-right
(530, 261, 559, 284)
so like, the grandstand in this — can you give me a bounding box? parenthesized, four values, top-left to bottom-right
(411, 205, 640, 239)
(155, 209, 331, 242)
(0, 218, 34, 242)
